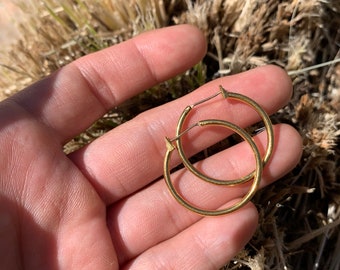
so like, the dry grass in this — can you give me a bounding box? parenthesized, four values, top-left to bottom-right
(0, 0, 339, 269)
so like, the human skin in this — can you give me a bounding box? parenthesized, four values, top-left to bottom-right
(0, 25, 302, 269)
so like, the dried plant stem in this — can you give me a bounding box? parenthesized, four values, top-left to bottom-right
(288, 58, 340, 76)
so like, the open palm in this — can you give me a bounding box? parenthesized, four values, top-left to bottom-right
(0, 25, 301, 269)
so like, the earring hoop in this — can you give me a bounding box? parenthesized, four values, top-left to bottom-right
(175, 86, 274, 186)
(164, 119, 263, 216)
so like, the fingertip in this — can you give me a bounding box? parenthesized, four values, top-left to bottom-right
(199, 202, 258, 268)
(264, 65, 293, 102)
(225, 202, 259, 251)
(277, 123, 303, 166)
(168, 24, 208, 67)
(245, 65, 293, 112)
(133, 24, 207, 80)
(198, 64, 293, 117)
(264, 123, 303, 182)
(172, 24, 207, 56)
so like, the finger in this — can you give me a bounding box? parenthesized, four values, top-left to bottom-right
(70, 65, 293, 203)
(8, 25, 206, 143)
(123, 202, 258, 270)
(107, 124, 302, 264)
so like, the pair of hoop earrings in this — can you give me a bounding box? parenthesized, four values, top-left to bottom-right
(163, 86, 274, 216)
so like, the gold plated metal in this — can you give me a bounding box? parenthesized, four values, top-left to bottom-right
(175, 86, 274, 185)
(164, 119, 263, 216)
(163, 86, 274, 216)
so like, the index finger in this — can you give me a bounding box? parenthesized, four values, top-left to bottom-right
(8, 25, 206, 143)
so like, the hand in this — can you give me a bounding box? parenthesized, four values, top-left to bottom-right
(0, 25, 302, 269)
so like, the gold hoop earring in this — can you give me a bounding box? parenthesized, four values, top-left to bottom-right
(163, 86, 274, 216)
(163, 119, 263, 216)
(175, 86, 274, 186)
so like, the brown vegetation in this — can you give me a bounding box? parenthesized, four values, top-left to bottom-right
(0, 0, 339, 269)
